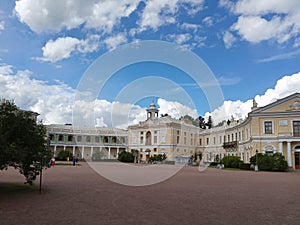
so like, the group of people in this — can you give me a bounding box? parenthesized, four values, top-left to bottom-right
(50, 156, 79, 166)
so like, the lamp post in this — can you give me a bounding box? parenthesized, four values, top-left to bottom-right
(255, 150, 259, 172)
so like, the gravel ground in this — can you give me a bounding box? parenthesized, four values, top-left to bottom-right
(0, 162, 299, 225)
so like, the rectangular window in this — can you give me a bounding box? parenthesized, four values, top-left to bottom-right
(177, 136, 180, 144)
(95, 136, 100, 142)
(213, 137, 216, 145)
(206, 138, 209, 145)
(154, 136, 157, 144)
(140, 136, 144, 144)
(293, 121, 300, 136)
(199, 138, 202, 146)
(49, 134, 54, 141)
(264, 121, 273, 134)
(58, 134, 64, 141)
(86, 136, 91, 142)
(67, 135, 73, 142)
(77, 136, 82, 142)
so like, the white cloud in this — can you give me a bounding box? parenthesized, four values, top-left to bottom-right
(221, 0, 300, 45)
(0, 21, 4, 31)
(104, 33, 128, 51)
(138, 0, 204, 32)
(14, 0, 204, 34)
(165, 33, 192, 45)
(36, 35, 100, 63)
(14, 0, 140, 33)
(180, 23, 201, 32)
(257, 49, 300, 63)
(206, 71, 300, 124)
(0, 64, 13, 75)
(37, 37, 80, 63)
(202, 16, 213, 27)
(223, 30, 236, 48)
(157, 98, 198, 119)
(0, 64, 74, 124)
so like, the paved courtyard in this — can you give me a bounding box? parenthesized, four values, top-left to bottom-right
(0, 162, 300, 225)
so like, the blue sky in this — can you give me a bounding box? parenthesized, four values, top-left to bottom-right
(0, 0, 300, 128)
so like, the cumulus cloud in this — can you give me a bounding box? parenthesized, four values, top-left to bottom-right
(0, 21, 4, 31)
(138, 0, 204, 32)
(223, 30, 236, 48)
(0, 64, 74, 124)
(165, 33, 192, 45)
(221, 0, 300, 45)
(104, 33, 128, 51)
(157, 98, 198, 119)
(0, 63, 146, 128)
(36, 35, 100, 63)
(14, 0, 204, 35)
(14, 0, 140, 33)
(202, 16, 213, 27)
(206, 71, 300, 124)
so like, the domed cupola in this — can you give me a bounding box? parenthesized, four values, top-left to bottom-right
(147, 101, 159, 119)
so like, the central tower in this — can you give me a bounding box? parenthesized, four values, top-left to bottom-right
(146, 101, 159, 120)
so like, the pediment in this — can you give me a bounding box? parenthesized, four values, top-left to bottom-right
(251, 93, 300, 115)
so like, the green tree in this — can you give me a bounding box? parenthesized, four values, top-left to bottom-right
(0, 100, 51, 185)
(57, 150, 73, 161)
(220, 156, 242, 168)
(206, 116, 213, 129)
(118, 151, 134, 163)
(250, 153, 288, 172)
(197, 116, 206, 129)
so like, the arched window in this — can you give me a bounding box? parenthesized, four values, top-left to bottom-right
(103, 136, 108, 143)
(146, 131, 151, 145)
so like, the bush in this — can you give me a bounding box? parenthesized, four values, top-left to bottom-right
(149, 154, 167, 163)
(57, 150, 73, 161)
(239, 163, 251, 170)
(250, 153, 288, 172)
(118, 151, 134, 163)
(220, 156, 242, 168)
(209, 162, 219, 167)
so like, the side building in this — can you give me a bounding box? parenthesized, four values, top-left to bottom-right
(199, 93, 300, 170)
(47, 124, 128, 160)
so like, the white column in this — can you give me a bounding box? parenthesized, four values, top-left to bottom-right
(287, 142, 292, 167)
(82, 146, 85, 159)
(91, 146, 94, 157)
(72, 146, 75, 156)
(54, 145, 57, 156)
(117, 147, 119, 156)
(108, 147, 111, 159)
(63, 145, 66, 151)
(279, 142, 283, 154)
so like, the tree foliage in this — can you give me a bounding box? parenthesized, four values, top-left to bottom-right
(250, 153, 288, 172)
(149, 154, 167, 163)
(0, 101, 51, 184)
(118, 151, 134, 163)
(57, 150, 73, 161)
(220, 156, 242, 168)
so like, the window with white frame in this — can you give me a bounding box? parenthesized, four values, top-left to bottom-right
(264, 121, 273, 134)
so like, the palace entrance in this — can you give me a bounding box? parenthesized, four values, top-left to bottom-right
(295, 152, 300, 169)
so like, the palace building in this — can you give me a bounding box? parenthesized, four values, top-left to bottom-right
(47, 93, 300, 170)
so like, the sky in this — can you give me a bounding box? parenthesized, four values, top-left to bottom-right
(0, 0, 300, 129)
